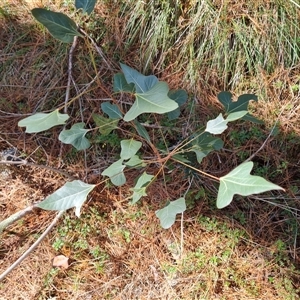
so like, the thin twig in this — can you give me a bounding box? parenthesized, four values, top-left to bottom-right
(0, 204, 38, 234)
(245, 114, 284, 162)
(0, 211, 65, 282)
(245, 127, 276, 162)
(71, 78, 88, 179)
(78, 28, 115, 71)
(64, 36, 78, 114)
(58, 36, 78, 165)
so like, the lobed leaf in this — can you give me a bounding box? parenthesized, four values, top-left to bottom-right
(217, 162, 284, 209)
(123, 82, 178, 122)
(101, 159, 126, 186)
(120, 139, 142, 160)
(92, 113, 119, 135)
(37, 180, 95, 217)
(155, 198, 186, 229)
(217, 91, 263, 124)
(120, 63, 158, 93)
(130, 172, 154, 203)
(18, 109, 69, 133)
(59, 122, 90, 150)
(205, 113, 228, 134)
(205, 112, 248, 135)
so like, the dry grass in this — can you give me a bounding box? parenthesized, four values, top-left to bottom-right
(1, 0, 300, 299)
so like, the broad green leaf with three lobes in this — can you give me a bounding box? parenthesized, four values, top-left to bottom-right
(37, 180, 95, 217)
(92, 113, 119, 135)
(101, 159, 126, 186)
(59, 123, 90, 150)
(101, 102, 123, 119)
(217, 162, 284, 209)
(31, 8, 83, 43)
(123, 82, 179, 121)
(155, 198, 186, 229)
(218, 92, 263, 124)
(18, 109, 69, 133)
(120, 63, 158, 93)
(130, 172, 154, 204)
(75, 0, 97, 15)
(120, 139, 142, 160)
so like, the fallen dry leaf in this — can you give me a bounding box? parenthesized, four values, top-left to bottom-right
(52, 255, 69, 269)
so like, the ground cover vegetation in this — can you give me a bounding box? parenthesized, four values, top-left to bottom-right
(0, 0, 300, 299)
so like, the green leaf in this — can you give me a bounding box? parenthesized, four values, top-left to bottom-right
(217, 162, 284, 209)
(101, 159, 126, 186)
(204, 111, 248, 137)
(120, 63, 158, 93)
(120, 139, 142, 160)
(31, 8, 83, 43)
(92, 113, 119, 135)
(59, 122, 90, 150)
(155, 198, 186, 229)
(133, 120, 151, 144)
(167, 89, 188, 120)
(217, 92, 263, 124)
(18, 109, 69, 133)
(130, 172, 154, 203)
(101, 102, 123, 119)
(205, 113, 228, 134)
(37, 180, 95, 217)
(75, 0, 97, 15)
(123, 82, 178, 122)
(218, 92, 256, 113)
(242, 113, 264, 124)
(189, 132, 223, 163)
(226, 111, 248, 122)
(113, 73, 135, 93)
(124, 155, 144, 167)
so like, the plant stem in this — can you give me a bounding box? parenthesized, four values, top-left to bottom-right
(0, 211, 64, 282)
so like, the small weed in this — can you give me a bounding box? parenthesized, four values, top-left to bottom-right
(271, 239, 289, 265)
(73, 239, 89, 250)
(52, 238, 65, 251)
(230, 210, 246, 225)
(161, 263, 177, 277)
(43, 268, 59, 287)
(93, 132, 122, 149)
(122, 230, 131, 243)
